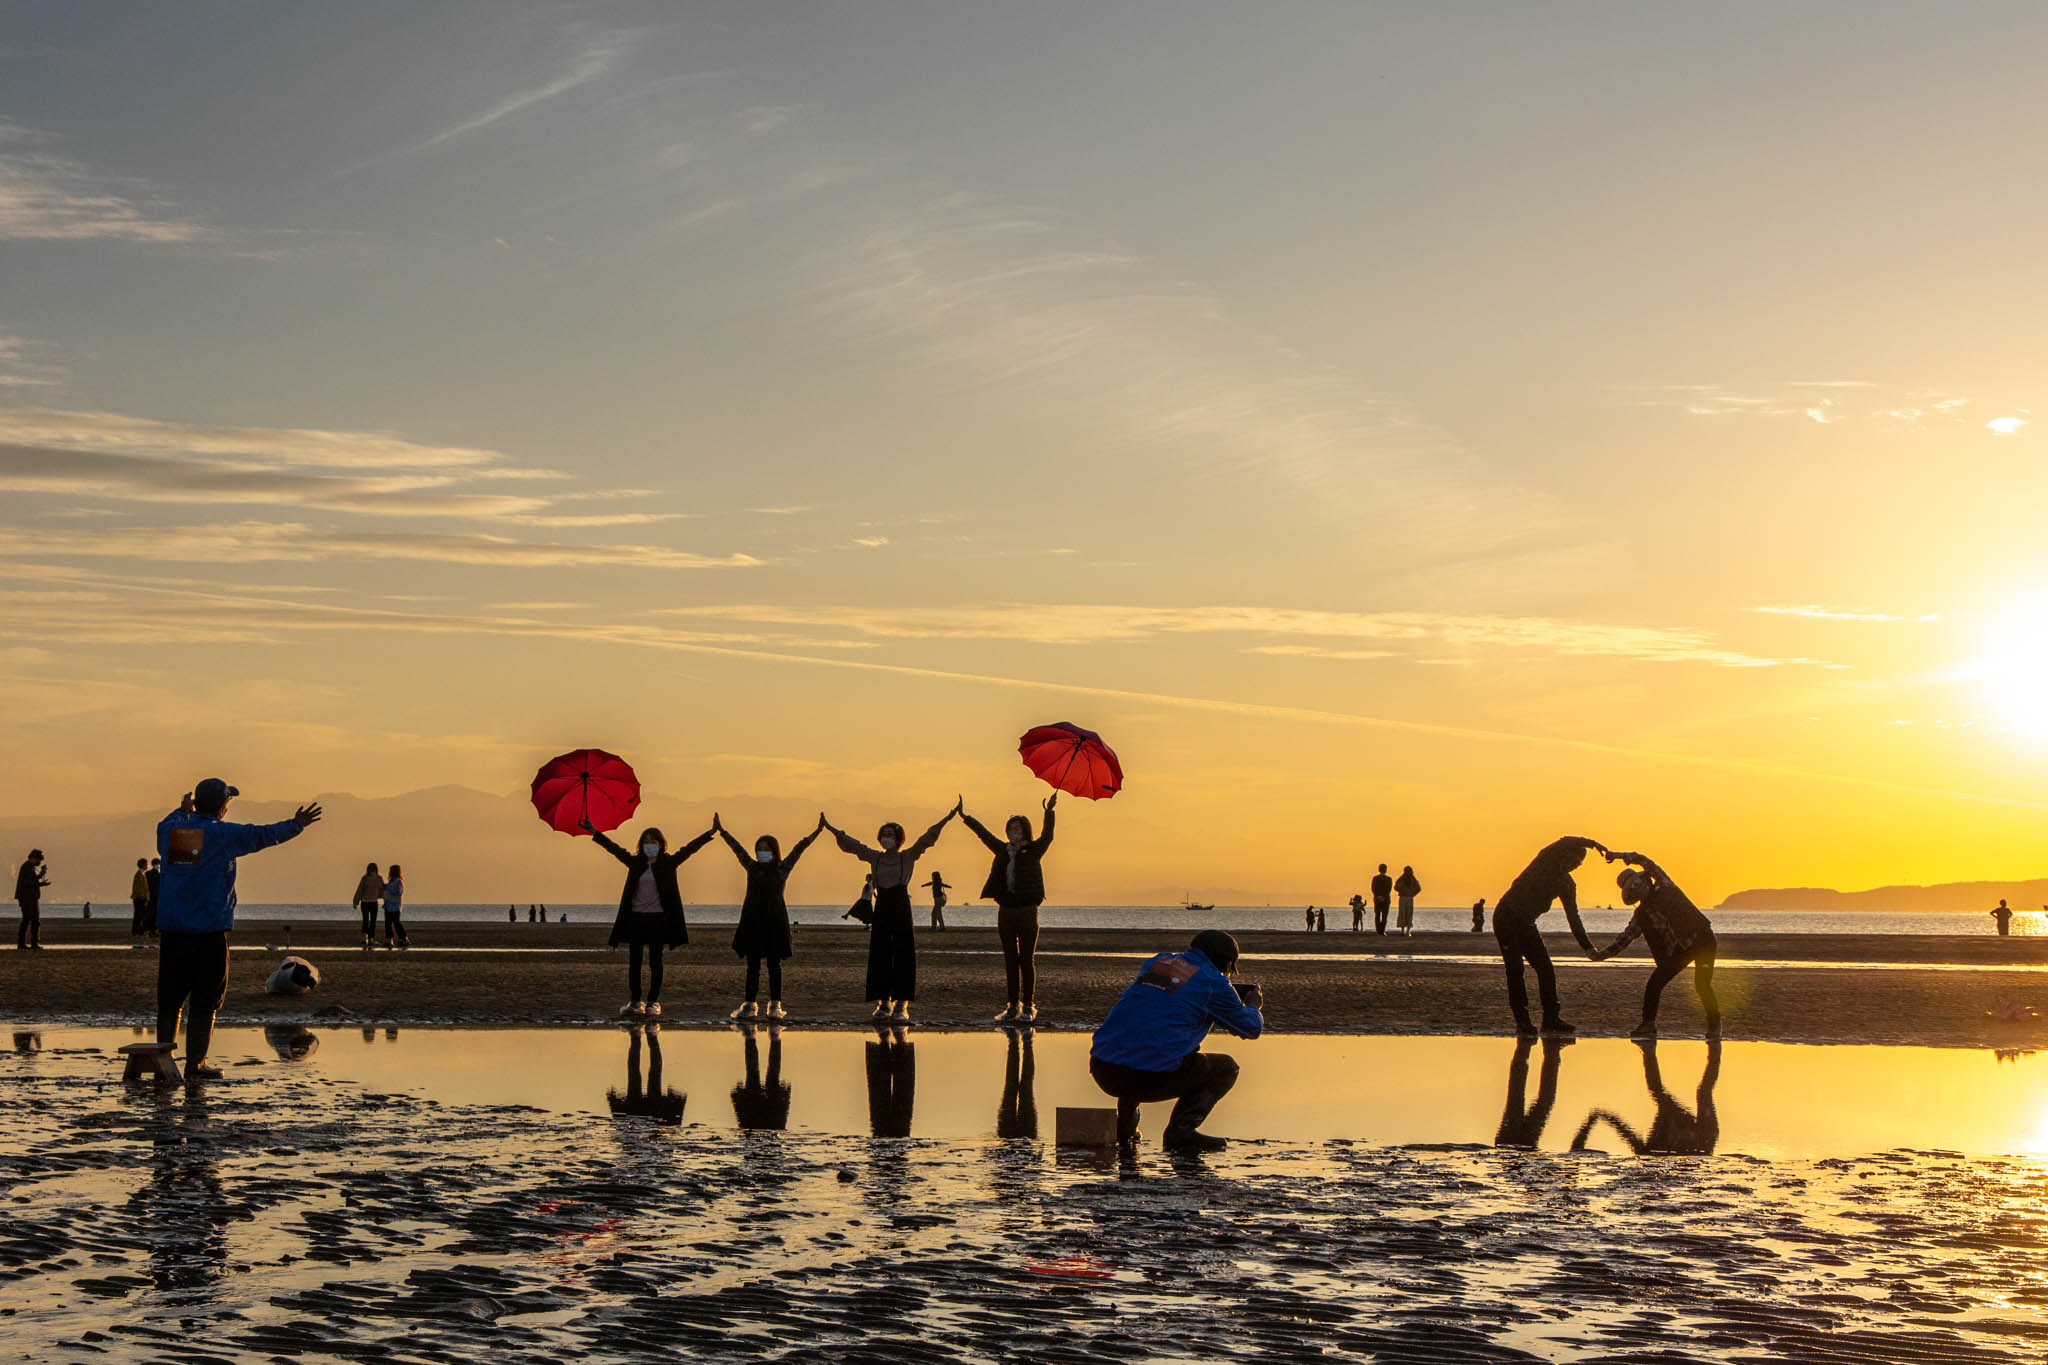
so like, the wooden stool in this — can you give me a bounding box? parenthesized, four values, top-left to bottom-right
(1055, 1106, 1119, 1147)
(118, 1043, 182, 1085)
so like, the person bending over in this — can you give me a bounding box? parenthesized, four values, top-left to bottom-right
(156, 779, 322, 1080)
(1590, 850, 1720, 1039)
(960, 792, 1057, 1023)
(1089, 929, 1264, 1152)
(1492, 836, 1606, 1037)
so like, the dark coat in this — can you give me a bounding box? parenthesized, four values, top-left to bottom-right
(962, 808, 1055, 909)
(719, 827, 822, 961)
(596, 828, 711, 949)
(15, 859, 45, 906)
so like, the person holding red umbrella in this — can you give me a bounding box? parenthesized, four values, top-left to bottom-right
(958, 792, 1057, 1024)
(580, 815, 714, 1018)
(822, 803, 957, 1023)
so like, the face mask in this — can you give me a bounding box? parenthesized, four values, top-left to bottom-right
(641, 842, 661, 857)
(756, 850, 775, 864)
(880, 837, 900, 851)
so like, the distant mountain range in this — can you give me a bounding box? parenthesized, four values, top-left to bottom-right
(1717, 880, 2048, 912)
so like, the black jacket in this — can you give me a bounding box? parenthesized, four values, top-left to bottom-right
(596, 828, 712, 948)
(719, 826, 822, 960)
(962, 808, 1055, 909)
(15, 859, 46, 906)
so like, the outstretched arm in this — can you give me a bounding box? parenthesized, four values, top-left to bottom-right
(1558, 879, 1599, 957)
(582, 818, 633, 866)
(1592, 913, 1642, 961)
(670, 827, 716, 865)
(907, 807, 956, 859)
(782, 823, 824, 874)
(830, 821, 879, 864)
(715, 822, 753, 869)
(957, 806, 1004, 854)
(1034, 795, 1057, 853)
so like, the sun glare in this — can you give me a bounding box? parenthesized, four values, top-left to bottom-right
(1976, 596, 2048, 742)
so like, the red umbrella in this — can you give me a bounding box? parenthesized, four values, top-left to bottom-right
(531, 748, 641, 835)
(1018, 722, 1122, 800)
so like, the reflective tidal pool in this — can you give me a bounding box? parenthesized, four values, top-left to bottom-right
(18, 1024, 2048, 1158)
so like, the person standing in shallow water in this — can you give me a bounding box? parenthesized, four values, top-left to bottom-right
(824, 804, 956, 1023)
(1394, 866, 1421, 935)
(1492, 836, 1606, 1037)
(1590, 851, 1719, 1039)
(1370, 864, 1393, 935)
(714, 812, 823, 1020)
(960, 793, 1056, 1024)
(583, 817, 713, 1019)
(15, 849, 49, 949)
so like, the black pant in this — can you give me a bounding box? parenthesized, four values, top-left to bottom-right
(157, 931, 230, 1065)
(16, 901, 39, 948)
(383, 910, 405, 944)
(1372, 903, 1389, 934)
(1495, 916, 1561, 1027)
(998, 1029, 1037, 1140)
(1090, 1052, 1239, 1142)
(132, 897, 149, 936)
(866, 1032, 916, 1137)
(1642, 940, 1720, 1028)
(744, 954, 783, 1001)
(997, 903, 1040, 1006)
(865, 888, 916, 1002)
(628, 941, 665, 1002)
(358, 901, 378, 937)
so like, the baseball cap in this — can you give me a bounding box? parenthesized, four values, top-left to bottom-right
(193, 778, 240, 809)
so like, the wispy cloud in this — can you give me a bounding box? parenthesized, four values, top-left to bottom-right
(0, 122, 208, 243)
(0, 521, 759, 571)
(1754, 604, 1941, 623)
(401, 36, 627, 156)
(1629, 381, 2030, 434)
(0, 334, 58, 388)
(0, 407, 503, 469)
(658, 602, 1814, 667)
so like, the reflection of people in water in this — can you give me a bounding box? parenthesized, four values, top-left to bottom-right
(1494, 1035, 1569, 1148)
(996, 1026, 1038, 1140)
(865, 1026, 916, 1138)
(730, 1022, 792, 1131)
(607, 1026, 687, 1125)
(1591, 851, 1720, 1039)
(1571, 1040, 1721, 1156)
(13, 1029, 40, 1052)
(131, 1093, 230, 1296)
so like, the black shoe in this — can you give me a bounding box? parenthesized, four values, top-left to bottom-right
(1162, 1127, 1228, 1152)
(1704, 1020, 1722, 1041)
(186, 1065, 224, 1082)
(1513, 1019, 1539, 1038)
(1540, 1018, 1577, 1036)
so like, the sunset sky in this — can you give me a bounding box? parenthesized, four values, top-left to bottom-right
(5, 2, 2047, 906)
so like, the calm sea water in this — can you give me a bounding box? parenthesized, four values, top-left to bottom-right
(31, 902, 2043, 936)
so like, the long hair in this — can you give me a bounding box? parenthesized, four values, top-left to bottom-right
(1005, 815, 1033, 842)
(755, 834, 782, 861)
(637, 828, 667, 856)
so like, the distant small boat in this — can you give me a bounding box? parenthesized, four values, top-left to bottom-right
(1181, 893, 1215, 914)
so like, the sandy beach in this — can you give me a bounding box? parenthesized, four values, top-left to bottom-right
(8, 921, 2048, 1047)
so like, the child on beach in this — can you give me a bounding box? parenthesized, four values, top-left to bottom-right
(1589, 850, 1720, 1038)
(960, 793, 1056, 1024)
(582, 817, 714, 1019)
(714, 812, 824, 1020)
(824, 803, 957, 1023)
(381, 865, 408, 948)
(1491, 836, 1606, 1037)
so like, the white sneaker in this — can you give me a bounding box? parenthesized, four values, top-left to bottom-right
(767, 1001, 787, 1019)
(871, 1002, 892, 1019)
(645, 1001, 662, 1017)
(729, 1001, 757, 1020)
(994, 1005, 1019, 1023)
(891, 1003, 911, 1023)
(620, 1001, 644, 1018)
(1020, 1004, 1038, 1023)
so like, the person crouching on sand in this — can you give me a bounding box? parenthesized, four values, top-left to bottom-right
(1492, 836, 1606, 1038)
(715, 812, 823, 1021)
(824, 803, 956, 1024)
(1088, 929, 1264, 1152)
(1588, 850, 1720, 1039)
(582, 817, 714, 1019)
(960, 792, 1057, 1024)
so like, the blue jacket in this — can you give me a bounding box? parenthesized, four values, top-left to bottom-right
(1090, 948, 1263, 1073)
(154, 809, 304, 933)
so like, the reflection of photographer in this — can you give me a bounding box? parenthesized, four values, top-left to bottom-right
(1087, 930, 1263, 1152)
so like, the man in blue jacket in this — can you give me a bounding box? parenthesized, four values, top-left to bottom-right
(1089, 929, 1264, 1152)
(156, 778, 322, 1080)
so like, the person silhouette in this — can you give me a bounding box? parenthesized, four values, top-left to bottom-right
(1992, 899, 2015, 936)
(715, 814, 824, 1021)
(924, 871, 950, 930)
(997, 1025, 1038, 1141)
(1570, 1039, 1720, 1156)
(1471, 899, 1487, 933)
(730, 1021, 792, 1131)
(1349, 894, 1365, 932)
(1491, 837, 1607, 1037)
(607, 1026, 686, 1125)
(1590, 851, 1719, 1039)
(1304, 906, 1315, 932)
(824, 805, 956, 1024)
(15, 848, 49, 950)
(1370, 865, 1393, 935)
(1494, 1035, 1569, 1148)
(1394, 866, 1421, 936)
(865, 1026, 916, 1138)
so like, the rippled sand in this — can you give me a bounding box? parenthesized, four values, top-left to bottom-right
(7, 1044, 2048, 1362)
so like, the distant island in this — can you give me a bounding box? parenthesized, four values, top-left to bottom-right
(1718, 879, 2048, 912)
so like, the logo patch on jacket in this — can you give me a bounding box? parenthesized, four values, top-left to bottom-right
(167, 827, 205, 866)
(1139, 955, 1198, 994)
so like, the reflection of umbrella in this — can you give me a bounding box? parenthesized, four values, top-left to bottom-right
(531, 749, 641, 835)
(1019, 723, 1122, 800)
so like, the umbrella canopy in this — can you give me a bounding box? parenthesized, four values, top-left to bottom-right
(1018, 722, 1122, 800)
(531, 748, 641, 835)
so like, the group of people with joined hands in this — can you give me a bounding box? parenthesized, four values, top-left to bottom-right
(580, 790, 1060, 1026)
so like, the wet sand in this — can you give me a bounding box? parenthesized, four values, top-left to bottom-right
(6, 1042, 2048, 1363)
(7, 922, 2048, 1047)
